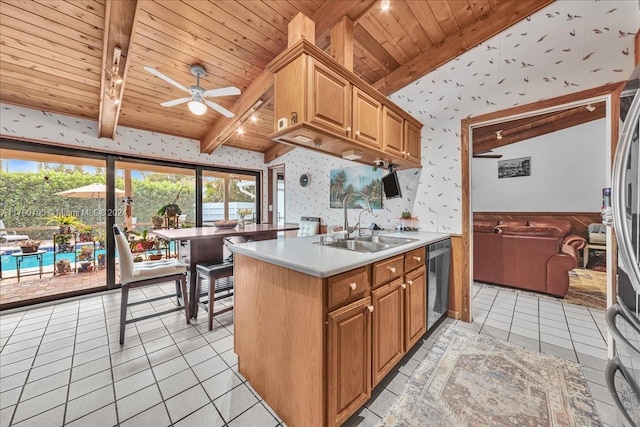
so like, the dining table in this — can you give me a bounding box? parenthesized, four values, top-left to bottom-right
(151, 223, 300, 317)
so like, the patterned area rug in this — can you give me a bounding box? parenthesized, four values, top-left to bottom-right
(566, 268, 607, 310)
(380, 326, 600, 427)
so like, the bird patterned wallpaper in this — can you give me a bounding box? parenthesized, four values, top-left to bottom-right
(275, 0, 639, 234)
(0, 103, 270, 215)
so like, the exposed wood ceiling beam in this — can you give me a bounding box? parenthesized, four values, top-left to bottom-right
(473, 102, 606, 152)
(372, 0, 554, 95)
(98, 0, 139, 138)
(315, 0, 376, 50)
(201, 2, 374, 156)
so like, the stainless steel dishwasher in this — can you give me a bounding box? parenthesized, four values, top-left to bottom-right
(427, 238, 451, 330)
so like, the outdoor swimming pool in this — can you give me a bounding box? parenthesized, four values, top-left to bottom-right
(1, 248, 108, 272)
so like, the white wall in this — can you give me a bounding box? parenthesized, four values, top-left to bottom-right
(472, 118, 607, 211)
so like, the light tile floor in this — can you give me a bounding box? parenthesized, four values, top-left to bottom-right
(0, 282, 616, 427)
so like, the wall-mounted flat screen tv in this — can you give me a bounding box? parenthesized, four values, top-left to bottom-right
(382, 171, 402, 199)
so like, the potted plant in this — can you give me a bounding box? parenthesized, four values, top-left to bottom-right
(54, 233, 73, 253)
(396, 210, 419, 232)
(78, 225, 93, 242)
(19, 239, 42, 253)
(158, 186, 188, 218)
(152, 215, 164, 229)
(56, 258, 71, 274)
(46, 214, 83, 234)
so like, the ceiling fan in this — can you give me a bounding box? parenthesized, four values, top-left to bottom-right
(473, 149, 503, 159)
(144, 64, 240, 117)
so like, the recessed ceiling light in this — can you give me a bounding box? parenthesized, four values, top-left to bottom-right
(380, 0, 391, 11)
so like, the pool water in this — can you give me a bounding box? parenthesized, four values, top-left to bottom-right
(1, 248, 107, 272)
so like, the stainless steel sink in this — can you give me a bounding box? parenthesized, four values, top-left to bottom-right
(318, 235, 419, 253)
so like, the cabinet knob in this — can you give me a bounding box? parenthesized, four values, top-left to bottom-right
(406, 152, 411, 157)
(413, 256, 421, 262)
(346, 126, 351, 136)
(401, 283, 406, 289)
(355, 130, 361, 138)
(408, 279, 413, 286)
(367, 305, 374, 313)
(349, 282, 357, 290)
(387, 266, 396, 273)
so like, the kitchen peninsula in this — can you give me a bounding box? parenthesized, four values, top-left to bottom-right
(229, 231, 450, 426)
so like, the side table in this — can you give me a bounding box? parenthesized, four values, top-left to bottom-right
(582, 243, 606, 268)
(11, 250, 47, 282)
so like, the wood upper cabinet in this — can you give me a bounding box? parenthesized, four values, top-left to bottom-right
(404, 265, 427, 351)
(371, 278, 405, 386)
(352, 87, 382, 149)
(404, 121, 421, 164)
(308, 58, 351, 136)
(327, 297, 372, 427)
(383, 107, 404, 157)
(268, 41, 423, 169)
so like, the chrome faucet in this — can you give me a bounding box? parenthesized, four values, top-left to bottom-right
(342, 191, 373, 238)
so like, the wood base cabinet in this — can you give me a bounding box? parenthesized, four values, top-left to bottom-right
(371, 278, 405, 385)
(234, 245, 433, 427)
(327, 297, 372, 427)
(404, 265, 427, 350)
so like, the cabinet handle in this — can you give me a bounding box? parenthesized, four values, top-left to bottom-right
(408, 279, 413, 286)
(401, 283, 406, 289)
(367, 305, 374, 313)
(387, 266, 396, 273)
(346, 126, 351, 136)
(355, 130, 361, 138)
(349, 282, 357, 290)
(406, 152, 411, 157)
(413, 256, 421, 262)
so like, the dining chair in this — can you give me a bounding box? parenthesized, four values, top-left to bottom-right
(114, 225, 190, 344)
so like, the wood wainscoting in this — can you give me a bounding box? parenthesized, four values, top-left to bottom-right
(473, 212, 602, 237)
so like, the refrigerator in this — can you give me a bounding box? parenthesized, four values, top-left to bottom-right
(608, 65, 640, 426)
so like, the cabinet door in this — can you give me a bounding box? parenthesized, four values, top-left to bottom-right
(309, 59, 351, 137)
(327, 297, 372, 427)
(383, 107, 404, 157)
(371, 278, 404, 386)
(352, 87, 382, 149)
(404, 266, 427, 351)
(404, 121, 421, 164)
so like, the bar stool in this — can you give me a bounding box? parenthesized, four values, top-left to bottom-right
(194, 261, 234, 331)
(114, 225, 189, 344)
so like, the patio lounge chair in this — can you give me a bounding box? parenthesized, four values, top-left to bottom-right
(0, 219, 29, 243)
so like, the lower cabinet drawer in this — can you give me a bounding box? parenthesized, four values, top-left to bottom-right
(404, 247, 425, 272)
(372, 255, 404, 288)
(327, 266, 370, 311)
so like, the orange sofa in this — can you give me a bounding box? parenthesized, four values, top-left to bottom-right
(473, 219, 584, 297)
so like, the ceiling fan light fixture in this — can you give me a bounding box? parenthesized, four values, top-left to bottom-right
(188, 99, 207, 115)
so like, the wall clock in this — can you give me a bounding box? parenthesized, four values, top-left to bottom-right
(299, 173, 310, 187)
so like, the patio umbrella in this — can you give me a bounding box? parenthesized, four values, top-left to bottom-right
(55, 183, 125, 198)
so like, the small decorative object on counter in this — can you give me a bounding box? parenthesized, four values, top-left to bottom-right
(396, 210, 419, 232)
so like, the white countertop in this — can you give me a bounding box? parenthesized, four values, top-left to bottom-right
(228, 231, 450, 278)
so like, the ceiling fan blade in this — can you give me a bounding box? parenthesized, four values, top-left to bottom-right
(473, 154, 503, 159)
(203, 86, 241, 97)
(144, 66, 189, 93)
(204, 99, 234, 117)
(160, 97, 192, 107)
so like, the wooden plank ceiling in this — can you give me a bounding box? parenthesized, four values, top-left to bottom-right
(0, 0, 552, 158)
